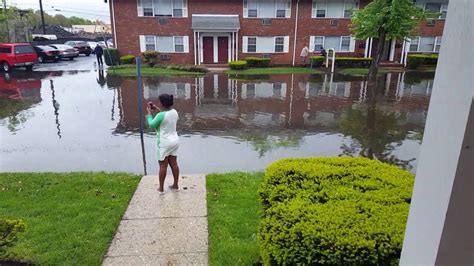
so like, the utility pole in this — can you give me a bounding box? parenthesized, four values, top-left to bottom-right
(39, 0, 45, 34)
(2, 0, 10, 42)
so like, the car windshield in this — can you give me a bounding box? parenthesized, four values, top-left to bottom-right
(15, 45, 34, 54)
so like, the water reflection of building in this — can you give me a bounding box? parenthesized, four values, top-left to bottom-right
(114, 72, 432, 135)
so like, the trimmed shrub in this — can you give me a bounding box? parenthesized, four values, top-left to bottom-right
(104, 48, 120, 66)
(335, 57, 372, 68)
(258, 157, 414, 265)
(229, 60, 248, 70)
(167, 65, 209, 73)
(245, 57, 271, 68)
(309, 56, 325, 67)
(119, 54, 135, 65)
(141, 51, 160, 67)
(407, 54, 438, 69)
(0, 218, 26, 257)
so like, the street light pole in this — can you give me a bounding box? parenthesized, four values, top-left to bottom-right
(39, 0, 46, 34)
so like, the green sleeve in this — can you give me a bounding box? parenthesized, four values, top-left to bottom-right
(147, 112, 165, 129)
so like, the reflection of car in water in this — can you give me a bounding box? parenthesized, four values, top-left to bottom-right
(0, 73, 42, 100)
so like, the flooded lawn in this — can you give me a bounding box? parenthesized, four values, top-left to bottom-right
(0, 61, 433, 174)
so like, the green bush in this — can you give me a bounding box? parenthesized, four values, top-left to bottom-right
(0, 218, 26, 257)
(104, 48, 120, 66)
(258, 157, 414, 265)
(407, 54, 438, 69)
(335, 57, 372, 68)
(309, 56, 325, 67)
(141, 51, 160, 67)
(119, 54, 135, 65)
(167, 65, 209, 73)
(245, 57, 271, 68)
(229, 60, 248, 70)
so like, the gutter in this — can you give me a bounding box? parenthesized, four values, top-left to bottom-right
(292, 0, 300, 66)
(111, 0, 117, 47)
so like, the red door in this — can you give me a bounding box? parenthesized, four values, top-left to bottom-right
(203, 37, 214, 64)
(218, 37, 228, 63)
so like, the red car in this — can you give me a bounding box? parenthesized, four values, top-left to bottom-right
(0, 43, 38, 72)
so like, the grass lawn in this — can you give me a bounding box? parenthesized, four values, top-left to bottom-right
(107, 67, 205, 76)
(0, 172, 141, 265)
(207, 172, 263, 265)
(226, 67, 321, 75)
(338, 67, 436, 76)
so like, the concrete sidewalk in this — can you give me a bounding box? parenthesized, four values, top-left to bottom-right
(103, 175, 208, 265)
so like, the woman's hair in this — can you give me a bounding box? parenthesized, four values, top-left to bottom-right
(159, 94, 174, 109)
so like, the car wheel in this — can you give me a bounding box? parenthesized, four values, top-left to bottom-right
(38, 56, 44, 63)
(69, 57, 74, 61)
(2, 61, 11, 72)
(25, 65, 33, 71)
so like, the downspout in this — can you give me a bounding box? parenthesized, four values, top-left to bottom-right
(111, 0, 117, 47)
(292, 0, 300, 66)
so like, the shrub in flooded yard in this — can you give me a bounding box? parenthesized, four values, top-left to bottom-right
(407, 54, 438, 69)
(141, 51, 160, 67)
(309, 56, 325, 67)
(258, 157, 414, 265)
(104, 48, 120, 66)
(119, 55, 135, 65)
(229, 60, 248, 70)
(166, 65, 209, 73)
(245, 57, 271, 68)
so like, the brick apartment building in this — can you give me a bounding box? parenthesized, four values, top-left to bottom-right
(106, 0, 448, 66)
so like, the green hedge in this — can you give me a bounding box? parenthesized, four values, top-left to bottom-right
(245, 57, 271, 68)
(309, 56, 325, 67)
(104, 48, 120, 66)
(119, 55, 135, 65)
(0, 218, 25, 257)
(141, 51, 160, 67)
(335, 57, 372, 68)
(229, 60, 248, 70)
(166, 65, 209, 73)
(258, 157, 414, 265)
(407, 54, 438, 69)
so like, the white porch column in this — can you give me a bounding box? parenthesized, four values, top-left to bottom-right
(400, 0, 474, 264)
(389, 38, 396, 61)
(400, 39, 406, 65)
(236, 31, 239, 60)
(193, 31, 197, 65)
(364, 38, 369, 58)
(368, 37, 373, 58)
(197, 31, 201, 65)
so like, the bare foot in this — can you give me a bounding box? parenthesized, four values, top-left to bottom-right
(168, 185, 180, 191)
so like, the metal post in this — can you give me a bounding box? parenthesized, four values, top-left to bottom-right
(136, 57, 147, 176)
(39, 0, 46, 34)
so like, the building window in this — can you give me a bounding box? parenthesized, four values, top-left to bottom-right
(312, 0, 327, 18)
(440, 3, 448, 19)
(138, 0, 186, 17)
(340, 36, 351, 51)
(344, 1, 357, 18)
(174, 36, 184, 52)
(145, 36, 156, 51)
(425, 2, 448, 19)
(435, 37, 442, 52)
(244, 0, 290, 18)
(314, 36, 324, 51)
(275, 37, 284, 52)
(172, 0, 183, 17)
(248, 37, 257, 52)
(409, 37, 419, 52)
(312, 0, 358, 18)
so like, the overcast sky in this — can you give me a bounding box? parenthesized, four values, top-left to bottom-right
(11, 0, 110, 22)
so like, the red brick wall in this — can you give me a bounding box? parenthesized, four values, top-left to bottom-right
(110, 0, 446, 65)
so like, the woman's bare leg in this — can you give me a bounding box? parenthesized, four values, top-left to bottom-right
(158, 158, 169, 192)
(168, 156, 179, 188)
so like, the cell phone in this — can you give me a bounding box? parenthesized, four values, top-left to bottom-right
(148, 102, 156, 110)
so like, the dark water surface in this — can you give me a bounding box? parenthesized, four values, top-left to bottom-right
(0, 59, 434, 174)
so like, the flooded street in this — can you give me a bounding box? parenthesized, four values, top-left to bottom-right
(0, 57, 433, 174)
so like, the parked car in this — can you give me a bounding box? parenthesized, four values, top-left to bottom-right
(49, 44, 79, 60)
(34, 45, 61, 63)
(64, 41, 92, 56)
(87, 41, 99, 52)
(0, 43, 38, 72)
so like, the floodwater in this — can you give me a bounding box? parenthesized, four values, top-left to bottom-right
(0, 57, 434, 174)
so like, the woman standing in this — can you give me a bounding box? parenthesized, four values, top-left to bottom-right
(146, 94, 180, 194)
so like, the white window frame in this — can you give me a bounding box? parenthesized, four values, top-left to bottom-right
(434, 36, 442, 52)
(312, 0, 327, 18)
(140, 35, 188, 53)
(440, 3, 448, 19)
(138, 0, 188, 17)
(340, 36, 351, 52)
(145, 35, 156, 51)
(173, 36, 184, 53)
(243, 0, 291, 19)
(247, 37, 257, 53)
(275, 0, 291, 18)
(274, 36, 285, 53)
(409, 36, 420, 52)
(343, 0, 358, 18)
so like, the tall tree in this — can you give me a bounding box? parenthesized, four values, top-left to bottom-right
(350, 0, 432, 78)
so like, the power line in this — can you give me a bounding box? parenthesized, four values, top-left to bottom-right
(44, 9, 109, 17)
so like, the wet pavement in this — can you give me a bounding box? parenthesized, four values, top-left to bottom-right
(0, 56, 433, 174)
